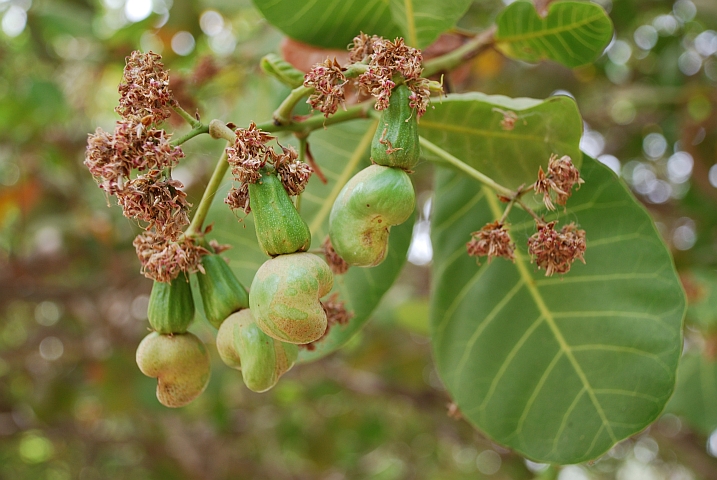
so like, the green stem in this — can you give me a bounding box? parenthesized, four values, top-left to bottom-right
(274, 85, 314, 125)
(418, 135, 513, 197)
(170, 123, 209, 146)
(260, 101, 374, 135)
(172, 103, 202, 128)
(185, 145, 231, 237)
(516, 199, 543, 224)
(272, 63, 370, 126)
(422, 25, 497, 77)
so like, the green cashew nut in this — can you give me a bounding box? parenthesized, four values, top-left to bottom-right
(136, 332, 211, 408)
(249, 252, 333, 344)
(197, 253, 249, 329)
(249, 170, 311, 257)
(328, 164, 415, 267)
(216, 309, 298, 392)
(370, 84, 420, 170)
(147, 276, 195, 334)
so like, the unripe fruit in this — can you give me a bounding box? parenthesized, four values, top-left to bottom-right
(216, 309, 298, 392)
(136, 332, 210, 408)
(249, 171, 311, 256)
(371, 84, 420, 170)
(147, 276, 195, 334)
(250, 252, 333, 344)
(197, 254, 249, 329)
(328, 165, 415, 267)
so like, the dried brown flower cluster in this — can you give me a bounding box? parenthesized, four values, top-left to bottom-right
(322, 236, 350, 275)
(527, 221, 586, 276)
(357, 37, 430, 114)
(301, 293, 354, 350)
(116, 51, 173, 123)
(534, 154, 584, 210)
(84, 51, 203, 282)
(303, 58, 348, 117)
(225, 123, 313, 214)
(303, 34, 434, 120)
(466, 221, 516, 264)
(133, 233, 209, 283)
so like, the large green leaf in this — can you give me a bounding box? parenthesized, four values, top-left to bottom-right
(495, 1, 613, 68)
(252, 0, 471, 49)
(207, 120, 413, 361)
(420, 92, 583, 190)
(666, 350, 717, 436)
(253, 0, 399, 50)
(430, 154, 685, 464)
(387, 0, 473, 48)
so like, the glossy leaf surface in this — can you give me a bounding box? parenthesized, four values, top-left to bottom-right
(430, 154, 685, 463)
(495, 1, 613, 68)
(419, 92, 583, 190)
(253, 0, 471, 49)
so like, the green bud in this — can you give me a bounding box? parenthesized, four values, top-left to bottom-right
(249, 171, 311, 257)
(197, 254, 249, 329)
(147, 276, 195, 334)
(371, 84, 420, 170)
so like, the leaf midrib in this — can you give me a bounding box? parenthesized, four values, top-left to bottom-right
(497, 10, 606, 43)
(484, 188, 619, 445)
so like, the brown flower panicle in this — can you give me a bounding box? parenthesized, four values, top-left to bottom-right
(301, 293, 354, 350)
(303, 58, 348, 117)
(133, 233, 209, 283)
(322, 236, 350, 275)
(116, 51, 173, 123)
(274, 145, 313, 196)
(225, 122, 274, 184)
(527, 221, 586, 277)
(348, 32, 382, 63)
(117, 175, 190, 240)
(225, 183, 251, 215)
(85, 120, 184, 195)
(534, 154, 584, 210)
(357, 37, 431, 115)
(466, 221, 516, 264)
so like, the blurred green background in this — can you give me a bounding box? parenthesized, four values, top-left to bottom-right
(1, 0, 717, 478)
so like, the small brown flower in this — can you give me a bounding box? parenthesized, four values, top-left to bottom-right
(225, 183, 251, 214)
(84, 120, 184, 196)
(133, 233, 209, 283)
(116, 174, 190, 240)
(348, 32, 382, 63)
(466, 221, 515, 264)
(226, 123, 274, 184)
(534, 154, 584, 210)
(274, 145, 312, 196)
(303, 57, 348, 117)
(356, 37, 433, 116)
(527, 221, 586, 276)
(322, 236, 349, 275)
(116, 51, 173, 123)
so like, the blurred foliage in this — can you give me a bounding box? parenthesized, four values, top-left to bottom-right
(1, 0, 717, 478)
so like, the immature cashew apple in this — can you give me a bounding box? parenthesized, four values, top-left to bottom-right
(136, 332, 211, 408)
(197, 253, 249, 329)
(370, 84, 420, 170)
(147, 276, 195, 334)
(328, 165, 415, 267)
(249, 252, 333, 344)
(249, 170, 311, 257)
(216, 309, 298, 392)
